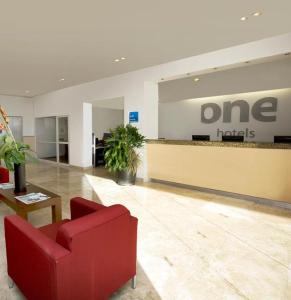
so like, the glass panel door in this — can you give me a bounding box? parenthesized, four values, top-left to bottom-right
(36, 116, 69, 164)
(57, 116, 69, 164)
(36, 117, 57, 162)
(58, 117, 68, 143)
(8, 116, 23, 142)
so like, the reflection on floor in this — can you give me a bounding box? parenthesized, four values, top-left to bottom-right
(0, 162, 290, 299)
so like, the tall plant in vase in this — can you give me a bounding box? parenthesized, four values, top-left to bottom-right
(0, 106, 35, 193)
(104, 124, 145, 185)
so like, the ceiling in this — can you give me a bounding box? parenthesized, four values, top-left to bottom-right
(0, 0, 291, 97)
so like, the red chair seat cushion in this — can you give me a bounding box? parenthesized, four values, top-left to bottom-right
(39, 219, 70, 241)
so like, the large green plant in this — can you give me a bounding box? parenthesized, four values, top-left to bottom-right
(104, 124, 145, 174)
(0, 135, 33, 171)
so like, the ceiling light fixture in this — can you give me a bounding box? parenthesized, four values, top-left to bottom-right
(114, 57, 127, 62)
(240, 16, 248, 21)
(194, 78, 200, 82)
(59, 78, 65, 82)
(252, 12, 262, 17)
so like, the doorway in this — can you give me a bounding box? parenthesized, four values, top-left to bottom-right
(35, 116, 69, 164)
(90, 97, 124, 167)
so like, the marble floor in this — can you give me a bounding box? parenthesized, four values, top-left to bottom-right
(0, 162, 291, 300)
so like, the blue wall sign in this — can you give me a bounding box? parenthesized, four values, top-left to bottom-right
(129, 111, 139, 123)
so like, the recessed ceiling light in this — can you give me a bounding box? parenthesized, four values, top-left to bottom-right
(114, 58, 120, 62)
(120, 57, 126, 60)
(240, 16, 248, 21)
(252, 12, 262, 17)
(193, 78, 200, 82)
(25, 90, 30, 94)
(59, 78, 65, 82)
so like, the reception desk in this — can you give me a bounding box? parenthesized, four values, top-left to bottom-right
(147, 140, 291, 204)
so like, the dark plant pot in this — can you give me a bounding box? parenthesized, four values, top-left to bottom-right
(14, 163, 27, 193)
(116, 170, 136, 186)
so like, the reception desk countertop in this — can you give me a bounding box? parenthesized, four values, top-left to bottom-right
(146, 139, 291, 149)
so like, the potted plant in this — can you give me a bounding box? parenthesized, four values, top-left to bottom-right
(0, 106, 35, 193)
(104, 124, 145, 185)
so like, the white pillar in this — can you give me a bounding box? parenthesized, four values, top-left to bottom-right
(82, 102, 93, 168)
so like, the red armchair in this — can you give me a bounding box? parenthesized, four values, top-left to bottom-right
(4, 197, 138, 300)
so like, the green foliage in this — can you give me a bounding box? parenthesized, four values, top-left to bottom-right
(104, 124, 145, 174)
(0, 135, 36, 171)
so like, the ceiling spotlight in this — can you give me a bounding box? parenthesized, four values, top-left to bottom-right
(114, 58, 120, 62)
(120, 57, 126, 60)
(59, 78, 65, 82)
(240, 16, 248, 21)
(252, 12, 262, 17)
(193, 77, 200, 82)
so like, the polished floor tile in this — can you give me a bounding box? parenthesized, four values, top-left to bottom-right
(0, 162, 290, 299)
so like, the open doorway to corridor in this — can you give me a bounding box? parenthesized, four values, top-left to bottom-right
(90, 97, 124, 168)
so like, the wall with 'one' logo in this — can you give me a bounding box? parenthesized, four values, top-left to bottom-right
(158, 88, 291, 142)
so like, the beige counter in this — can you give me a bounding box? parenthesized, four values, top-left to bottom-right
(147, 140, 291, 203)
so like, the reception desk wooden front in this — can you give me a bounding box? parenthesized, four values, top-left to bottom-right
(147, 140, 291, 204)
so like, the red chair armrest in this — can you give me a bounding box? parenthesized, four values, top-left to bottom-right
(4, 215, 71, 300)
(5, 215, 70, 262)
(57, 204, 130, 251)
(70, 197, 105, 220)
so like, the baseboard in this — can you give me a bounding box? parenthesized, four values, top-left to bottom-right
(151, 178, 291, 211)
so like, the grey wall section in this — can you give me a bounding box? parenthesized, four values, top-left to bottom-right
(92, 107, 124, 139)
(159, 57, 291, 103)
(159, 88, 291, 142)
(0, 95, 34, 136)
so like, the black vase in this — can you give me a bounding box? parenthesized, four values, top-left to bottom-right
(116, 170, 136, 186)
(14, 163, 27, 193)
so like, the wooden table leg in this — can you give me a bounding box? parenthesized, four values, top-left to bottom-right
(52, 200, 62, 223)
(16, 210, 28, 220)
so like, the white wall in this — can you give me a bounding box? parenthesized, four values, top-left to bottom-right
(92, 107, 124, 139)
(0, 95, 34, 136)
(159, 88, 291, 142)
(159, 57, 291, 102)
(31, 33, 291, 176)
